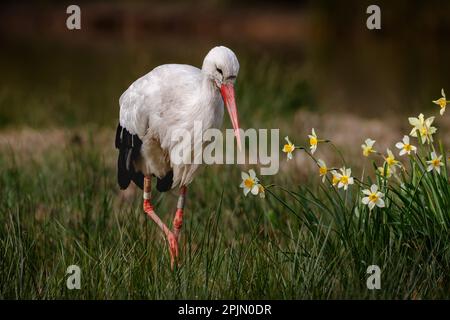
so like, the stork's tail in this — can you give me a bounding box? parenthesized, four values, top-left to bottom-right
(115, 124, 144, 189)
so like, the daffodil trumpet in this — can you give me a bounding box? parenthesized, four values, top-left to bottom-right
(432, 89, 448, 116)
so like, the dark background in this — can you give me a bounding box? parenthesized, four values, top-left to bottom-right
(1, 0, 450, 129)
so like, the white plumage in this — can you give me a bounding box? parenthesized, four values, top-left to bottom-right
(118, 46, 240, 189)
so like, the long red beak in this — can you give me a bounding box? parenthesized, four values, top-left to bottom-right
(220, 83, 241, 150)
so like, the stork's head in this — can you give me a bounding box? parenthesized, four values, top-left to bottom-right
(202, 46, 241, 149)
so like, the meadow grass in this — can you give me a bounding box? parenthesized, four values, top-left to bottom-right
(0, 131, 449, 299)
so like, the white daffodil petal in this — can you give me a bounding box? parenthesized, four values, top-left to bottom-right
(425, 117, 435, 127)
(387, 149, 394, 158)
(376, 198, 385, 208)
(408, 117, 420, 127)
(251, 185, 259, 195)
(362, 197, 370, 205)
(403, 135, 410, 144)
(370, 184, 378, 193)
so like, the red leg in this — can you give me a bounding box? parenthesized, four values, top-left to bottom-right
(142, 176, 178, 269)
(172, 186, 187, 240)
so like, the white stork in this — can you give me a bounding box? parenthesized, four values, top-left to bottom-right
(115, 46, 241, 268)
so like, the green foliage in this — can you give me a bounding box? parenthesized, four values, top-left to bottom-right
(1, 130, 449, 298)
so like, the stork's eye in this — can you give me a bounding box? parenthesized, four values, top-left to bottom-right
(216, 68, 223, 75)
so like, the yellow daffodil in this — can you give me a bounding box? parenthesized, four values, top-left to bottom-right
(240, 169, 260, 196)
(335, 167, 354, 190)
(282, 136, 296, 160)
(395, 135, 417, 156)
(384, 149, 401, 172)
(426, 152, 444, 174)
(308, 128, 319, 154)
(331, 170, 340, 186)
(433, 88, 448, 116)
(409, 113, 437, 144)
(362, 184, 385, 210)
(257, 184, 265, 199)
(361, 138, 376, 157)
(377, 166, 392, 178)
(317, 159, 328, 183)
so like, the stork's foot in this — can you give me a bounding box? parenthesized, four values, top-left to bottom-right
(143, 200, 181, 270)
(167, 232, 179, 270)
(142, 176, 185, 270)
(173, 208, 183, 239)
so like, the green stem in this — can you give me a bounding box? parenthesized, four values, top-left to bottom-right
(325, 141, 347, 167)
(405, 169, 427, 213)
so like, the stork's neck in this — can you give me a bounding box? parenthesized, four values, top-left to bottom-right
(198, 75, 224, 128)
(201, 75, 223, 107)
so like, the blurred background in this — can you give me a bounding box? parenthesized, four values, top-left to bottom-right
(1, 0, 450, 173)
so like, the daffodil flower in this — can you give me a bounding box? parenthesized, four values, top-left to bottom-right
(308, 128, 319, 154)
(257, 184, 265, 199)
(335, 167, 354, 190)
(426, 152, 444, 174)
(362, 184, 385, 210)
(377, 166, 392, 178)
(282, 136, 296, 160)
(409, 113, 437, 144)
(317, 159, 328, 183)
(331, 170, 340, 186)
(395, 135, 417, 156)
(240, 169, 260, 196)
(433, 88, 448, 116)
(384, 149, 401, 172)
(361, 138, 376, 157)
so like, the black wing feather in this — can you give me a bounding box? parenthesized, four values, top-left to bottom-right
(156, 171, 173, 192)
(115, 124, 144, 190)
(115, 123, 172, 192)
